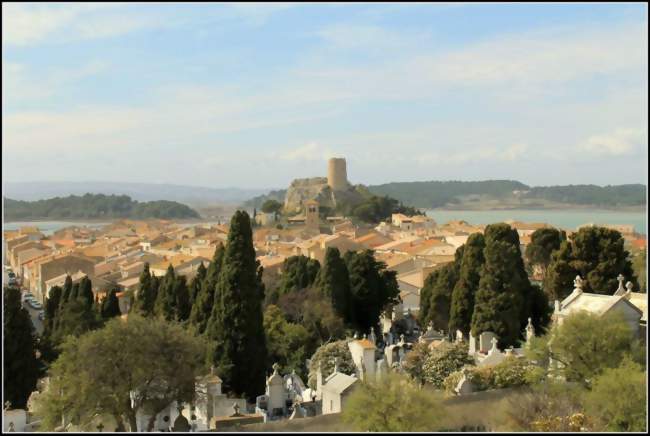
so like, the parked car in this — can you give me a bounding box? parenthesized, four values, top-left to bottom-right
(31, 301, 43, 310)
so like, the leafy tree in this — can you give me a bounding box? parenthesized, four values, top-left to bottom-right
(449, 233, 485, 337)
(3, 286, 40, 409)
(307, 340, 356, 389)
(134, 263, 157, 316)
(344, 250, 400, 333)
(525, 228, 566, 279)
(584, 357, 647, 432)
(316, 247, 352, 322)
(261, 199, 283, 215)
(32, 315, 206, 432)
(545, 226, 638, 298)
(264, 305, 312, 378)
(342, 373, 446, 432)
(101, 289, 122, 320)
(526, 311, 639, 386)
(402, 342, 431, 385)
(421, 341, 474, 388)
(278, 255, 320, 295)
(52, 298, 101, 345)
(189, 244, 224, 334)
(300, 287, 346, 346)
(206, 211, 267, 401)
(471, 224, 530, 347)
(421, 263, 458, 334)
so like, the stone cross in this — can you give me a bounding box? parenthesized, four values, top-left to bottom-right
(272, 363, 280, 375)
(617, 274, 625, 291)
(333, 357, 339, 374)
(490, 337, 499, 354)
(96, 422, 104, 432)
(232, 402, 241, 417)
(399, 334, 405, 345)
(526, 317, 535, 344)
(626, 281, 634, 292)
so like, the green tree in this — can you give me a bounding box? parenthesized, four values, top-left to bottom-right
(60, 275, 73, 306)
(188, 262, 207, 305)
(545, 226, 638, 298)
(315, 247, 352, 322)
(174, 275, 191, 322)
(278, 255, 320, 295)
(189, 244, 225, 335)
(3, 286, 40, 409)
(78, 276, 94, 309)
(584, 357, 647, 432)
(154, 265, 177, 321)
(342, 373, 446, 431)
(101, 289, 122, 320)
(43, 285, 63, 335)
(32, 315, 206, 432)
(206, 211, 267, 401)
(263, 305, 312, 378)
(471, 224, 530, 347)
(134, 263, 157, 316)
(449, 233, 485, 337)
(527, 311, 639, 385)
(402, 342, 431, 386)
(52, 298, 100, 345)
(70, 282, 80, 301)
(344, 250, 400, 333)
(632, 249, 646, 293)
(261, 199, 283, 215)
(421, 263, 458, 334)
(525, 228, 566, 279)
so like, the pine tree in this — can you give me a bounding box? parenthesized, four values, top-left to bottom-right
(449, 233, 485, 337)
(101, 289, 122, 319)
(190, 244, 225, 334)
(278, 255, 321, 295)
(78, 276, 94, 309)
(316, 247, 352, 323)
(545, 226, 638, 297)
(206, 211, 267, 401)
(154, 265, 177, 321)
(3, 286, 40, 409)
(135, 263, 157, 316)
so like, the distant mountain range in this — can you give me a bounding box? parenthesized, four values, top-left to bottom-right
(4, 181, 270, 206)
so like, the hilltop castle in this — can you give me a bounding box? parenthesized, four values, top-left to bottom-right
(283, 157, 364, 213)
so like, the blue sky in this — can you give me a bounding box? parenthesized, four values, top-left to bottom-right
(2, 2, 648, 189)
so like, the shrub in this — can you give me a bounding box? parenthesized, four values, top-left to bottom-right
(421, 342, 474, 388)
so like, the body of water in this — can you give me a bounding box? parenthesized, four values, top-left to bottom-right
(3, 221, 110, 236)
(425, 209, 647, 235)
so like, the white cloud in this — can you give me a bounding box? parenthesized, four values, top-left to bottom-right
(581, 129, 647, 156)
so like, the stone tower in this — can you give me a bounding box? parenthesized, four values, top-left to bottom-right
(305, 199, 319, 232)
(327, 157, 348, 191)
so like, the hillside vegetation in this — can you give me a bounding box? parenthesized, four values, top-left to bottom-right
(4, 194, 200, 220)
(367, 181, 646, 209)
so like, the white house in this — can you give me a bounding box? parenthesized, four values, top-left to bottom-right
(321, 370, 358, 415)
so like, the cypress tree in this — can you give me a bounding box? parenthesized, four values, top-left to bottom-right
(60, 275, 73, 306)
(449, 233, 485, 337)
(43, 285, 63, 335)
(471, 224, 530, 347)
(3, 286, 40, 409)
(101, 289, 122, 319)
(189, 262, 207, 305)
(175, 275, 191, 322)
(70, 283, 80, 301)
(154, 265, 177, 321)
(206, 211, 267, 401)
(316, 247, 351, 323)
(190, 244, 225, 334)
(420, 246, 463, 333)
(78, 276, 94, 309)
(278, 255, 321, 295)
(525, 228, 566, 279)
(135, 263, 157, 316)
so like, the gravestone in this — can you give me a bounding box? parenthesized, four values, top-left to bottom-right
(479, 332, 497, 354)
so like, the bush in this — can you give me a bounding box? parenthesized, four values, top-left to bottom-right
(443, 357, 541, 394)
(307, 340, 356, 389)
(421, 342, 474, 388)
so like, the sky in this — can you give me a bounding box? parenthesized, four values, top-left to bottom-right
(2, 2, 648, 190)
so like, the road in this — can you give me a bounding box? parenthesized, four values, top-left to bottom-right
(21, 291, 44, 336)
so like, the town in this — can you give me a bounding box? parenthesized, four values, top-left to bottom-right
(3, 158, 647, 432)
